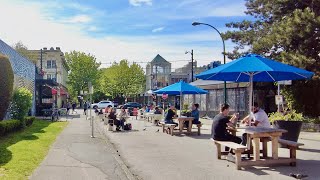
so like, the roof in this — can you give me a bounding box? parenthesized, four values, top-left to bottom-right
(151, 54, 170, 64)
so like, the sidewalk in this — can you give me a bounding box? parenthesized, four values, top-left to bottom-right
(30, 110, 134, 180)
(99, 116, 320, 180)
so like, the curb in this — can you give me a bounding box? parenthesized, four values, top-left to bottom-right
(94, 119, 137, 180)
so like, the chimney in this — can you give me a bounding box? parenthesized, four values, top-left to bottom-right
(56, 47, 60, 51)
(50, 47, 54, 51)
(43, 47, 47, 50)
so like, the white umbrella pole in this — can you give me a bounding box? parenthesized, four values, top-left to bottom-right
(249, 73, 253, 127)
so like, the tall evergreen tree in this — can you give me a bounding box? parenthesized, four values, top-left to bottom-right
(223, 0, 320, 117)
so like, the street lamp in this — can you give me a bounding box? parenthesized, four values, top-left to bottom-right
(185, 49, 194, 82)
(192, 22, 227, 104)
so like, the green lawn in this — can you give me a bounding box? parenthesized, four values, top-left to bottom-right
(0, 120, 68, 180)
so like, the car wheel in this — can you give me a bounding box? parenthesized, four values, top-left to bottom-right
(93, 105, 98, 109)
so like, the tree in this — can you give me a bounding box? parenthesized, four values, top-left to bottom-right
(99, 60, 145, 99)
(65, 51, 101, 98)
(12, 41, 38, 64)
(11, 88, 33, 127)
(223, 0, 320, 117)
(0, 54, 14, 120)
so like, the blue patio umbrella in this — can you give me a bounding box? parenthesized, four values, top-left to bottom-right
(154, 80, 207, 116)
(196, 54, 314, 116)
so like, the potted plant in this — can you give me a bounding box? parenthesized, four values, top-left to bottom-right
(181, 104, 191, 116)
(269, 110, 303, 142)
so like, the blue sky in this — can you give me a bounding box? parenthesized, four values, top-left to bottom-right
(0, 0, 250, 70)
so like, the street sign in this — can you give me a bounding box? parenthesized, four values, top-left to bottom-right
(162, 94, 168, 100)
(275, 95, 283, 105)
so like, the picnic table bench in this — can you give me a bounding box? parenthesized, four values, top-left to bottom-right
(159, 122, 176, 136)
(211, 138, 247, 170)
(278, 139, 304, 166)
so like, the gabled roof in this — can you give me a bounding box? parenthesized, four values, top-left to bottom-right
(151, 54, 170, 64)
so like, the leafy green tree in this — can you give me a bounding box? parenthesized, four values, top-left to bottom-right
(100, 60, 145, 99)
(11, 88, 33, 127)
(0, 54, 14, 120)
(223, 0, 320, 117)
(65, 51, 101, 97)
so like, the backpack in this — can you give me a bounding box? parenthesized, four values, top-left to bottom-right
(124, 123, 132, 130)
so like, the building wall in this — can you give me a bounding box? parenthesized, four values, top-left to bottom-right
(27, 47, 69, 108)
(0, 39, 36, 116)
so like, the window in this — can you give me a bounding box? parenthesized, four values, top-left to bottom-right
(46, 74, 56, 81)
(47, 60, 56, 69)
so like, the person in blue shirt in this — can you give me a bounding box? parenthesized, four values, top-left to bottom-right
(185, 103, 201, 128)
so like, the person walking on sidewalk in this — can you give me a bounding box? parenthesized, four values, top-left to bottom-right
(72, 102, 77, 114)
(83, 101, 88, 115)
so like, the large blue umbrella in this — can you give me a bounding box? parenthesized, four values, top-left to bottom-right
(154, 80, 207, 115)
(196, 54, 314, 115)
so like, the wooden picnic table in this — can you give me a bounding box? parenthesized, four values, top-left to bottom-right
(236, 126, 290, 166)
(176, 117, 194, 133)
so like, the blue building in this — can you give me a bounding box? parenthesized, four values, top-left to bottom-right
(0, 39, 36, 116)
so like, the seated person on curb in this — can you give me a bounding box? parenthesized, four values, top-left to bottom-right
(185, 103, 201, 128)
(164, 105, 178, 126)
(154, 106, 162, 114)
(108, 108, 123, 131)
(241, 102, 271, 146)
(211, 103, 241, 144)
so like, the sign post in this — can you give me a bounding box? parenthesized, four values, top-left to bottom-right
(88, 82, 94, 138)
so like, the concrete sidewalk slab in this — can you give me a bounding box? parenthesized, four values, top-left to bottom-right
(30, 110, 132, 180)
(100, 116, 320, 180)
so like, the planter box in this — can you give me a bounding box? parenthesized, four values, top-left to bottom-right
(273, 120, 302, 142)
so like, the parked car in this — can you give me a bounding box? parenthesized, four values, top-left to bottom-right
(113, 101, 119, 107)
(123, 102, 142, 109)
(91, 101, 114, 109)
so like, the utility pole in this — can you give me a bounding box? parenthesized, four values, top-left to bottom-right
(191, 49, 194, 82)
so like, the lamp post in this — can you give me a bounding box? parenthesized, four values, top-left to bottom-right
(192, 22, 227, 104)
(185, 49, 194, 82)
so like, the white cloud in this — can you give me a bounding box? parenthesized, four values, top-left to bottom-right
(129, 0, 152, 6)
(88, 26, 99, 32)
(0, 0, 231, 71)
(152, 27, 164, 33)
(63, 14, 92, 23)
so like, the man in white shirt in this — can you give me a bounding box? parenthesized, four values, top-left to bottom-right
(241, 102, 271, 145)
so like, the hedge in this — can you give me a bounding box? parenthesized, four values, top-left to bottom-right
(0, 54, 14, 120)
(0, 116, 35, 136)
(0, 120, 21, 136)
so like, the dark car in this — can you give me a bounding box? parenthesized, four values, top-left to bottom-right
(123, 102, 142, 109)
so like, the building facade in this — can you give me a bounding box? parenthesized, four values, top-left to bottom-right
(145, 54, 171, 91)
(0, 39, 36, 116)
(27, 47, 69, 111)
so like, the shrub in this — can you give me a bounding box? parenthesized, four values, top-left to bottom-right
(269, 110, 303, 123)
(0, 54, 14, 120)
(0, 120, 21, 136)
(25, 116, 35, 126)
(11, 88, 33, 127)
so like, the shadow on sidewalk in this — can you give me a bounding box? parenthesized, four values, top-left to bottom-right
(242, 159, 320, 179)
(0, 120, 50, 166)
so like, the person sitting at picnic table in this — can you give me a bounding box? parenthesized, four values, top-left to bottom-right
(240, 102, 271, 145)
(154, 106, 162, 114)
(211, 103, 241, 144)
(164, 105, 178, 126)
(184, 103, 201, 128)
(118, 106, 129, 123)
(108, 108, 124, 131)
